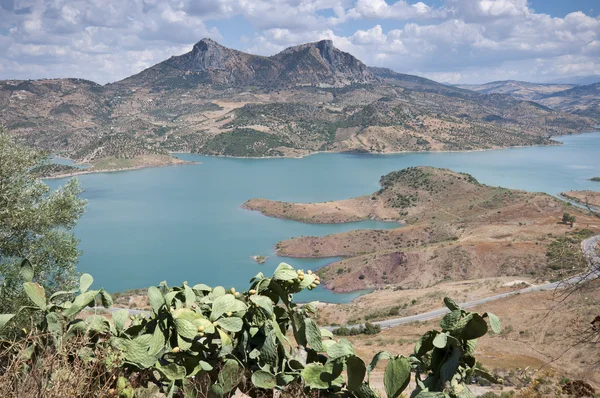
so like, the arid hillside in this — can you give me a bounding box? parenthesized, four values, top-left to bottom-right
(1, 40, 596, 174)
(245, 167, 600, 292)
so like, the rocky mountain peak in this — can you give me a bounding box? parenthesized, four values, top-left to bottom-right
(117, 38, 377, 88)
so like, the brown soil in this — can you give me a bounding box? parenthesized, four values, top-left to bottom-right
(245, 167, 600, 292)
(339, 282, 600, 389)
(562, 190, 600, 208)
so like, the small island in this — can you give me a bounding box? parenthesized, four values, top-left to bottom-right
(592, 177, 600, 182)
(251, 255, 267, 264)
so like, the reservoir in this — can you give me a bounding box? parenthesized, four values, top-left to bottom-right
(47, 132, 600, 303)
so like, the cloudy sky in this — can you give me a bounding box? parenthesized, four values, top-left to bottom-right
(1, 0, 599, 84)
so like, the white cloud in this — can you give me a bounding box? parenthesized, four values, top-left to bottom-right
(1, 0, 599, 84)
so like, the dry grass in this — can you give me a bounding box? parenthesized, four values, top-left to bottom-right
(0, 333, 119, 398)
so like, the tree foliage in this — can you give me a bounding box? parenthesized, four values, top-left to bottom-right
(562, 212, 576, 226)
(0, 128, 86, 313)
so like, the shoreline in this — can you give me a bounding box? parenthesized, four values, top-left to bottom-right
(44, 159, 200, 180)
(559, 192, 600, 211)
(173, 130, 600, 160)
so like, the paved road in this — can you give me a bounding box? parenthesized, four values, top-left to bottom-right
(325, 234, 600, 331)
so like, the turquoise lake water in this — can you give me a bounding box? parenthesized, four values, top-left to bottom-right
(46, 132, 600, 303)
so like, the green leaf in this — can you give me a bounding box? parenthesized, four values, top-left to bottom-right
(260, 329, 278, 366)
(20, 259, 34, 283)
(486, 312, 502, 334)
(148, 286, 165, 314)
(433, 333, 447, 348)
(148, 324, 166, 356)
(63, 290, 98, 317)
(250, 295, 274, 315)
(218, 328, 233, 356)
(112, 309, 129, 332)
(192, 283, 212, 292)
(440, 310, 462, 331)
(302, 362, 344, 389)
(384, 356, 411, 398)
(85, 315, 110, 334)
(301, 363, 329, 389)
(23, 282, 46, 310)
(368, 351, 392, 372)
(0, 314, 15, 330)
(326, 338, 355, 361)
(304, 318, 323, 352)
(79, 273, 93, 294)
(354, 383, 380, 398)
(413, 392, 447, 398)
(46, 312, 62, 338)
(414, 330, 439, 357)
(443, 297, 460, 311)
(439, 346, 462, 385)
(251, 370, 277, 389)
(273, 262, 298, 281)
(184, 284, 196, 307)
(217, 317, 243, 333)
(462, 314, 488, 340)
(208, 384, 224, 398)
(218, 358, 242, 393)
(276, 372, 297, 387)
(320, 328, 333, 339)
(157, 363, 187, 381)
(211, 286, 226, 298)
(210, 294, 247, 321)
(298, 273, 316, 289)
(175, 318, 198, 339)
(99, 289, 113, 308)
(346, 355, 367, 391)
(111, 338, 156, 369)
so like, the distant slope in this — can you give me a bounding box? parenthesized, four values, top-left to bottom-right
(537, 82, 600, 119)
(546, 75, 600, 85)
(0, 39, 596, 162)
(455, 80, 574, 101)
(369, 67, 473, 96)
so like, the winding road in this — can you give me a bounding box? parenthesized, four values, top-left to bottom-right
(336, 234, 600, 331)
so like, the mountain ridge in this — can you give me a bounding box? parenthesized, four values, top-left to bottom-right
(114, 38, 378, 89)
(0, 38, 597, 170)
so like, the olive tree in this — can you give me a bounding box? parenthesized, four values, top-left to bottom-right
(0, 128, 86, 313)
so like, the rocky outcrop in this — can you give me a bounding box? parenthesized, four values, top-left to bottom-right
(116, 39, 377, 89)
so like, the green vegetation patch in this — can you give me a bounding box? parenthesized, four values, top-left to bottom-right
(591, 177, 600, 182)
(29, 163, 80, 177)
(200, 128, 293, 157)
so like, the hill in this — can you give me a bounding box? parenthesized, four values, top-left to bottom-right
(455, 80, 575, 101)
(244, 166, 600, 292)
(536, 82, 600, 118)
(1, 39, 596, 165)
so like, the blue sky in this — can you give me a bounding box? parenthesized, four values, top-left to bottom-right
(1, 0, 599, 84)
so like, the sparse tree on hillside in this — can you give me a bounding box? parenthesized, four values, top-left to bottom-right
(562, 212, 576, 227)
(0, 127, 86, 313)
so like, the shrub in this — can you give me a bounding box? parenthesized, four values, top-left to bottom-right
(1, 263, 501, 397)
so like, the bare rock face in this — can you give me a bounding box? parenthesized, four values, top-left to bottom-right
(117, 38, 378, 89)
(272, 40, 377, 87)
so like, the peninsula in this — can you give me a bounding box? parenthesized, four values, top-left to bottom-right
(245, 167, 600, 292)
